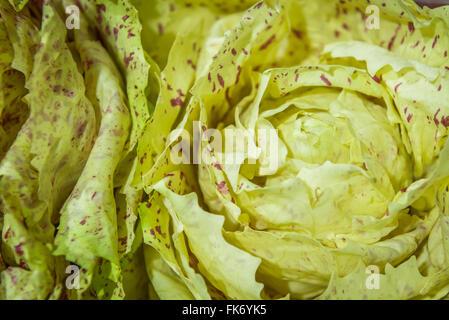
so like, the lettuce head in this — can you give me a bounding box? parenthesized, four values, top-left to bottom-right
(0, 0, 449, 300)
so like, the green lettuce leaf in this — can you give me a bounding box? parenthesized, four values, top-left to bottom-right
(54, 5, 131, 298)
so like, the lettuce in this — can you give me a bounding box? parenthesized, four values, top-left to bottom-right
(137, 0, 449, 300)
(76, 0, 151, 150)
(0, 0, 448, 300)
